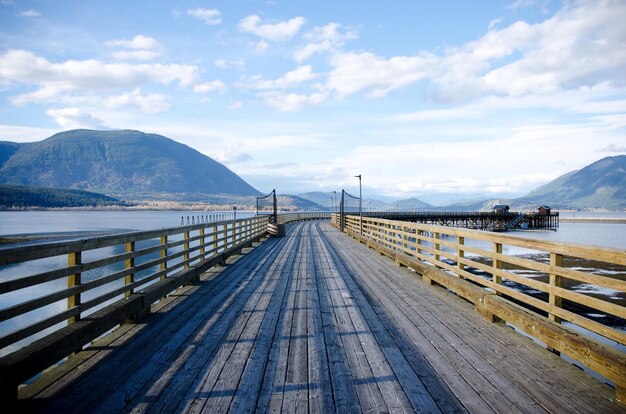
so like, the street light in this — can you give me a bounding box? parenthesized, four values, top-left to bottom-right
(354, 174, 362, 236)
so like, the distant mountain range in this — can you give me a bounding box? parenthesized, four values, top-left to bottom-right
(0, 129, 260, 197)
(0, 129, 623, 211)
(298, 155, 625, 211)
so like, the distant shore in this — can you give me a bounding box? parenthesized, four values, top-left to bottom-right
(559, 217, 626, 224)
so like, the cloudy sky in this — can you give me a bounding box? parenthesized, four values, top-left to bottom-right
(0, 0, 625, 202)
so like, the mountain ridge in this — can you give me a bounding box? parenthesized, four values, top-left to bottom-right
(0, 129, 260, 197)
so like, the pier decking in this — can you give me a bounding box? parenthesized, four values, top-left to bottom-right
(18, 221, 622, 413)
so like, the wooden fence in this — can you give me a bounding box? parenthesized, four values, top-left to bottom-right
(334, 213, 626, 400)
(277, 212, 331, 224)
(0, 216, 269, 397)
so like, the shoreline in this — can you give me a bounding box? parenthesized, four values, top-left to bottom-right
(559, 217, 626, 224)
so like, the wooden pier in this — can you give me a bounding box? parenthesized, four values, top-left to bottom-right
(343, 211, 559, 231)
(1, 214, 624, 413)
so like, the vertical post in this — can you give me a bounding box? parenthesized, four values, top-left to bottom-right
(124, 241, 135, 298)
(200, 227, 206, 261)
(549, 252, 564, 322)
(340, 190, 345, 232)
(183, 230, 190, 269)
(213, 224, 219, 254)
(160, 235, 167, 280)
(457, 236, 465, 278)
(67, 251, 82, 325)
(416, 231, 422, 256)
(272, 189, 277, 224)
(493, 242, 503, 292)
(434, 232, 441, 268)
(355, 174, 363, 236)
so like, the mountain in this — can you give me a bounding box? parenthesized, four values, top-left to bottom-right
(0, 185, 127, 208)
(277, 194, 326, 211)
(521, 155, 625, 209)
(0, 141, 23, 166)
(297, 192, 432, 212)
(0, 129, 260, 197)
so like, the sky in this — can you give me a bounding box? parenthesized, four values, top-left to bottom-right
(0, 0, 625, 203)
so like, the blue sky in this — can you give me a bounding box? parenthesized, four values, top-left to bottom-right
(0, 0, 625, 202)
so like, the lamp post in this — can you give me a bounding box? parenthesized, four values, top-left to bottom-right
(354, 174, 362, 236)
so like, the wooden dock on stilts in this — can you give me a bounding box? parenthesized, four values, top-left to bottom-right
(14, 220, 623, 413)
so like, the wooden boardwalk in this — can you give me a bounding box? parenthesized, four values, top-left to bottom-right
(19, 221, 622, 413)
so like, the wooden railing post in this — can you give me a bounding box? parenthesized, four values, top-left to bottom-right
(493, 242, 503, 292)
(457, 236, 465, 278)
(67, 251, 81, 325)
(549, 252, 564, 323)
(434, 232, 441, 268)
(124, 242, 135, 298)
(200, 228, 206, 261)
(183, 230, 190, 269)
(213, 224, 219, 254)
(160, 235, 167, 280)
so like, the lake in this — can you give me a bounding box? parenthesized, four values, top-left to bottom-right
(1, 210, 625, 248)
(0, 210, 624, 357)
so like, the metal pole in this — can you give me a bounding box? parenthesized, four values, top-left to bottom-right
(340, 190, 345, 232)
(272, 189, 277, 224)
(355, 174, 362, 236)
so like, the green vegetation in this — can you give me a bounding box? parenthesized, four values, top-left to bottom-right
(0, 129, 260, 196)
(0, 185, 128, 208)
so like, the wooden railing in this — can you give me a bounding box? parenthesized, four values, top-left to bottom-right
(277, 212, 331, 224)
(333, 213, 626, 400)
(0, 216, 269, 396)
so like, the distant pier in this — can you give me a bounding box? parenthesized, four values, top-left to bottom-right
(344, 210, 559, 231)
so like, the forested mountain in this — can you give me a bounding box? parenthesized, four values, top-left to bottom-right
(0, 185, 127, 208)
(0, 130, 260, 196)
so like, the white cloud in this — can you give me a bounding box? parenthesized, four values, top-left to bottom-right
(262, 92, 326, 112)
(104, 88, 169, 113)
(247, 66, 317, 90)
(187, 8, 221, 25)
(238, 15, 305, 42)
(597, 144, 626, 153)
(0, 49, 198, 104)
(214, 146, 253, 163)
(228, 101, 243, 110)
(193, 80, 227, 93)
(293, 23, 358, 62)
(46, 108, 106, 129)
(105, 35, 162, 51)
(326, 51, 437, 98)
(214, 59, 245, 70)
(106, 35, 164, 61)
(323, 1, 626, 105)
(17, 9, 40, 17)
(110, 50, 162, 61)
(255, 40, 270, 52)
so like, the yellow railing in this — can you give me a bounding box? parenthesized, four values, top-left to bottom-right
(0, 216, 269, 395)
(333, 213, 626, 399)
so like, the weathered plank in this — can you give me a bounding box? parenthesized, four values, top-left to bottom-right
(16, 220, 624, 414)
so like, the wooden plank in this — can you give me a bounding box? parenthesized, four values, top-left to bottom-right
(332, 223, 615, 411)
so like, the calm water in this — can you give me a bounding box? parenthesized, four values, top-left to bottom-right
(0, 210, 624, 357)
(0, 210, 256, 236)
(1, 210, 624, 248)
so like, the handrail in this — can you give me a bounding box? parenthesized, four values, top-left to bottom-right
(333, 213, 626, 399)
(276, 212, 331, 224)
(0, 216, 270, 394)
